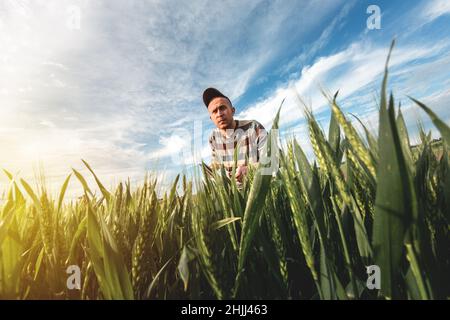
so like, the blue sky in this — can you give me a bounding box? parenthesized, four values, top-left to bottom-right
(1, 0, 449, 198)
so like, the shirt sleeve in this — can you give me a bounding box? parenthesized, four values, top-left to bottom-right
(209, 133, 220, 169)
(255, 121, 268, 162)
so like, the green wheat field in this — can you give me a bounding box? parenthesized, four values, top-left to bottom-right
(0, 43, 449, 300)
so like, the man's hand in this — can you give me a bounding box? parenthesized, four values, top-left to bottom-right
(235, 165, 248, 183)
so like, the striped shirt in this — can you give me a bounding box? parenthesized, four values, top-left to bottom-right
(208, 119, 267, 173)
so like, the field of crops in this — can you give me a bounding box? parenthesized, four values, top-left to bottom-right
(0, 44, 449, 300)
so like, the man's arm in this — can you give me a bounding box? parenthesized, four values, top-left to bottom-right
(255, 122, 268, 162)
(209, 133, 221, 170)
(236, 121, 266, 180)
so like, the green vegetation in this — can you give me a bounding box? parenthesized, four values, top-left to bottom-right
(0, 42, 448, 300)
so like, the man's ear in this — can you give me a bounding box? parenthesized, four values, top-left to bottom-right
(232, 107, 235, 115)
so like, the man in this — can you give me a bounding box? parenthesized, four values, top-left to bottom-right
(203, 87, 267, 183)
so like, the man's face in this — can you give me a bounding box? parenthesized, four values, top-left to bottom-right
(207, 97, 235, 130)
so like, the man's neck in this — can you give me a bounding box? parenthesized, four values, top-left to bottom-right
(219, 119, 237, 136)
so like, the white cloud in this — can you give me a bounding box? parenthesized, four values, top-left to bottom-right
(2, 0, 449, 199)
(1, 0, 347, 196)
(238, 38, 450, 131)
(280, 0, 356, 76)
(147, 133, 190, 162)
(421, 0, 450, 23)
